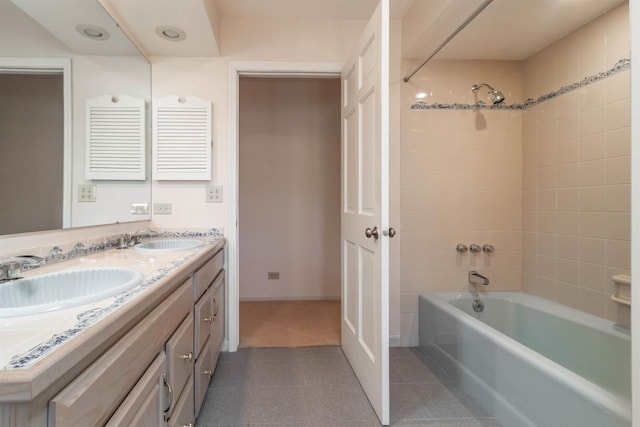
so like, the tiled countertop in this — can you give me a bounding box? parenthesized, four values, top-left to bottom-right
(0, 235, 225, 401)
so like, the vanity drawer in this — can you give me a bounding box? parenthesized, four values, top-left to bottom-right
(48, 279, 192, 427)
(106, 352, 166, 427)
(194, 336, 214, 417)
(166, 311, 194, 412)
(194, 249, 224, 300)
(194, 286, 214, 358)
(168, 375, 194, 427)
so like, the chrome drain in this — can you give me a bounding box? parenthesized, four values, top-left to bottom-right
(472, 299, 484, 313)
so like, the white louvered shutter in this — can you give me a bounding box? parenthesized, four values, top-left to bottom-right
(85, 95, 146, 180)
(152, 96, 211, 181)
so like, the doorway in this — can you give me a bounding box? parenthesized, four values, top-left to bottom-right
(238, 76, 341, 348)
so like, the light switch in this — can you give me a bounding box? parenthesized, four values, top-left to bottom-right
(206, 185, 223, 203)
(78, 184, 96, 202)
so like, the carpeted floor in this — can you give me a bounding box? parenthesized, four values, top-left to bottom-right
(239, 300, 341, 348)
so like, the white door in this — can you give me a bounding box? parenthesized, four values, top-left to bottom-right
(340, 0, 390, 425)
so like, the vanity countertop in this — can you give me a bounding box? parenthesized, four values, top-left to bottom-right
(0, 236, 225, 402)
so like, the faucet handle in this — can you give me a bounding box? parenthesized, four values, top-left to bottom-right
(456, 244, 468, 254)
(469, 243, 482, 253)
(482, 244, 495, 253)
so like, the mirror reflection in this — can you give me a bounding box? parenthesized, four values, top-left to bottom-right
(0, 0, 151, 235)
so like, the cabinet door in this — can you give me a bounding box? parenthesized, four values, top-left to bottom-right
(168, 376, 194, 427)
(106, 352, 167, 427)
(194, 286, 214, 359)
(211, 272, 225, 363)
(194, 336, 213, 417)
(166, 312, 194, 414)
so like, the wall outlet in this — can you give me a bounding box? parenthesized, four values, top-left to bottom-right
(131, 203, 149, 214)
(206, 185, 223, 203)
(153, 203, 172, 215)
(267, 272, 280, 280)
(78, 184, 96, 202)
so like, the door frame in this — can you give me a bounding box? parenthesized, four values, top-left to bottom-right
(0, 57, 72, 228)
(227, 61, 342, 351)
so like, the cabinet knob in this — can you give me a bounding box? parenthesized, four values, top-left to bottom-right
(203, 316, 213, 324)
(202, 369, 213, 376)
(180, 352, 193, 362)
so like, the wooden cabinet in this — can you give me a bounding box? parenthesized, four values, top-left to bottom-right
(106, 352, 167, 427)
(45, 245, 226, 427)
(48, 279, 192, 426)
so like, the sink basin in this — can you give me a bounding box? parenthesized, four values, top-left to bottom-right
(0, 268, 144, 318)
(133, 239, 204, 253)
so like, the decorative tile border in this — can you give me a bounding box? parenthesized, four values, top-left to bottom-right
(410, 58, 630, 111)
(16, 228, 224, 272)
(5, 234, 223, 369)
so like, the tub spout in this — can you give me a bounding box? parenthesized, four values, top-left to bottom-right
(469, 270, 490, 286)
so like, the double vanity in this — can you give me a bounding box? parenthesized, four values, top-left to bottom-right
(0, 233, 225, 426)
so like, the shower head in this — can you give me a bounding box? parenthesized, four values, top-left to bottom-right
(471, 83, 505, 105)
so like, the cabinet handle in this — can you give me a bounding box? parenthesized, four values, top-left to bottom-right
(202, 369, 213, 376)
(162, 373, 173, 414)
(181, 423, 194, 427)
(203, 316, 213, 324)
(212, 299, 219, 316)
(180, 352, 193, 362)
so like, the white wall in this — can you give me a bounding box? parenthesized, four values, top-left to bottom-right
(238, 77, 340, 300)
(0, 0, 152, 230)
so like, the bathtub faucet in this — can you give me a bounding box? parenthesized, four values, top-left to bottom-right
(469, 271, 490, 286)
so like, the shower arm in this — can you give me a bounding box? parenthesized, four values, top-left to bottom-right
(403, 0, 494, 83)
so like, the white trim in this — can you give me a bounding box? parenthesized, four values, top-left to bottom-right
(227, 61, 342, 352)
(0, 58, 72, 228)
(630, 0, 639, 421)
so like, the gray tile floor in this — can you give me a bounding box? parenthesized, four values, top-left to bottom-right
(196, 346, 502, 427)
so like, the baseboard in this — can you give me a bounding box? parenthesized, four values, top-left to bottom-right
(239, 296, 341, 302)
(389, 335, 402, 347)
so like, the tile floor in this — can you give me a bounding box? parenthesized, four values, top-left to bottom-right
(196, 346, 502, 427)
(239, 301, 340, 348)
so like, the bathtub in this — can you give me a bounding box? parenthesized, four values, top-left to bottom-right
(419, 292, 631, 427)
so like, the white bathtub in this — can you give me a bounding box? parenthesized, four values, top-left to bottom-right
(419, 292, 631, 427)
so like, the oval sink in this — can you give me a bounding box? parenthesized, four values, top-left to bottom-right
(133, 239, 204, 253)
(0, 268, 144, 318)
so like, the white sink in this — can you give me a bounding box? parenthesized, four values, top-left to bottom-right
(0, 268, 144, 318)
(133, 239, 204, 253)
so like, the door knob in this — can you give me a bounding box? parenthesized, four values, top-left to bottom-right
(382, 227, 396, 238)
(365, 226, 379, 239)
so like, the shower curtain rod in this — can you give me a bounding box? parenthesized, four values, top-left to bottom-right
(403, 0, 494, 83)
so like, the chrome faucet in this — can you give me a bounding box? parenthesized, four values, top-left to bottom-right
(469, 271, 490, 286)
(0, 260, 22, 282)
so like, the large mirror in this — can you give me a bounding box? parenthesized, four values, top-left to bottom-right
(0, 0, 151, 235)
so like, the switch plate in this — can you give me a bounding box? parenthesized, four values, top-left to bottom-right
(78, 184, 96, 202)
(153, 203, 172, 214)
(268, 272, 280, 280)
(131, 203, 149, 214)
(206, 185, 223, 203)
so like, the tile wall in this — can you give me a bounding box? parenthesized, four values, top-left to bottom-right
(400, 60, 524, 345)
(521, 3, 631, 325)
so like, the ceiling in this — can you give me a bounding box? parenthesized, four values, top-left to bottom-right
(434, 0, 626, 60)
(216, 0, 414, 19)
(7, 0, 141, 56)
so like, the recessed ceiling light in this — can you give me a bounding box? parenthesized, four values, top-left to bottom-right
(76, 25, 110, 41)
(155, 25, 187, 41)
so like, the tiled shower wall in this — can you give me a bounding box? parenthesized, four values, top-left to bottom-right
(521, 3, 631, 325)
(400, 3, 631, 345)
(400, 60, 524, 345)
